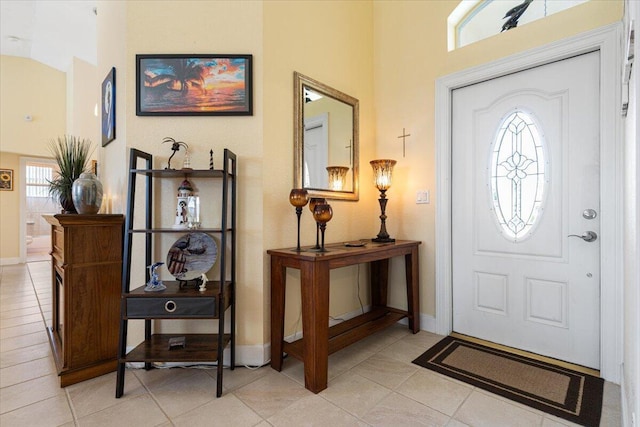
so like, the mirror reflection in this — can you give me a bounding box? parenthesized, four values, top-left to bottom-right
(294, 72, 359, 201)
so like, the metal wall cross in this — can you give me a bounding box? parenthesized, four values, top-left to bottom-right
(398, 128, 411, 157)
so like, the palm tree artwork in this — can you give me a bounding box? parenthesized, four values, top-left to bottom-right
(144, 58, 207, 94)
(139, 55, 251, 114)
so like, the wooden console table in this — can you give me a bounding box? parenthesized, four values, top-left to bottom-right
(268, 239, 420, 393)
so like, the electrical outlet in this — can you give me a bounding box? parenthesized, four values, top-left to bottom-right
(416, 190, 430, 204)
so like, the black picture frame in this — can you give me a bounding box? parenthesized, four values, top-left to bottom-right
(136, 54, 253, 116)
(101, 67, 116, 147)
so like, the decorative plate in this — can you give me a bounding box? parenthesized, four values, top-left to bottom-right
(166, 232, 217, 281)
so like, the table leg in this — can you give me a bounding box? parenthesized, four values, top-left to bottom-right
(300, 260, 330, 393)
(405, 246, 420, 333)
(370, 259, 389, 307)
(270, 256, 286, 371)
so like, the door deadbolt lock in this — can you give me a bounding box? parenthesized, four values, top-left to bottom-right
(568, 231, 598, 242)
(582, 209, 598, 220)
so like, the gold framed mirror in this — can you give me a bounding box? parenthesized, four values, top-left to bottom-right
(294, 72, 359, 201)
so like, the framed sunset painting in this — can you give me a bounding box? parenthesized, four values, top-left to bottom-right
(136, 54, 253, 116)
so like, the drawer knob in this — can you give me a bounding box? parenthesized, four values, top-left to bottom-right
(164, 300, 177, 313)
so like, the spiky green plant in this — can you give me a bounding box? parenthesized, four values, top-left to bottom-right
(47, 135, 94, 213)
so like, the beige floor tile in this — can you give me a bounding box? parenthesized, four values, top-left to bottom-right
(0, 374, 63, 414)
(600, 381, 622, 426)
(400, 329, 445, 350)
(0, 294, 38, 306)
(267, 394, 367, 427)
(132, 365, 202, 390)
(542, 417, 579, 426)
(0, 342, 51, 368)
(67, 370, 146, 418)
(352, 353, 418, 389)
(397, 370, 472, 416)
(215, 364, 270, 392)
(385, 339, 434, 364)
(446, 419, 470, 427)
(0, 305, 42, 320)
(0, 295, 38, 311)
(453, 390, 543, 427)
(0, 313, 43, 328)
(0, 321, 43, 339)
(76, 394, 168, 427)
(347, 323, 411, 353)
(0, 394, 73, 427)
(362, 391, 451, 427)
(148, 369, 219, 418)
(172, 393, 262, 426)
(280, 356, 305, 386)
(328, 344, 375, 380)
(0, 355, 57, 387)
(0, 329, 48, 352)
(234, 369, 311, 419)
(321, 371, 391, 418)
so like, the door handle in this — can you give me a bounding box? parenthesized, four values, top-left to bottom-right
(568, 231, 598, 242)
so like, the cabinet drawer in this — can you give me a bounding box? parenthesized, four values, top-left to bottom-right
(126, 297, 217, 318)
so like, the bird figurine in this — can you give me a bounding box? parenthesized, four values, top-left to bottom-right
(501, 0, 533, 32)
(145, 262, 167, 292)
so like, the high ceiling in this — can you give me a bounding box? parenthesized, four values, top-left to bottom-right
(0, 0, 96, 72)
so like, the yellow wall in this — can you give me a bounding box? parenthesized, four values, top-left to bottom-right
(67, 57, 99, 144)
(0, 56, 67, 262)
(373, 0, 623, 317)
(0, 152, 20, 262)
(263, 0, 376, 343)
(0, 56, 66, 155)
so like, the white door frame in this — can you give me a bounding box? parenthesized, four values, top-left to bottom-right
(435, 24, 623, 383)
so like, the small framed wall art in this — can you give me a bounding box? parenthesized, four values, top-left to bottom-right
(136, 54, 253, 116)
(0, 169, 14, 191)
(102, 67, 116, 147)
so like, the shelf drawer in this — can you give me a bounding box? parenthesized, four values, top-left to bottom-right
(126, 297, 217, 318)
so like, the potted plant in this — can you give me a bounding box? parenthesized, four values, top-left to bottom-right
(47, 135, 94, 214)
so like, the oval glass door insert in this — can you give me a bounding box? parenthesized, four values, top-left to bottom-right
(490, 110, 547, 242)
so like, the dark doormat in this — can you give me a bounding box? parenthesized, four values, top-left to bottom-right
(412, 335, 604, 427)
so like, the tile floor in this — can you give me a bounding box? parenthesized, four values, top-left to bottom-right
(0, 261, 622, 426)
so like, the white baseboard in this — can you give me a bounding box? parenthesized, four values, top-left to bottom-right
(0, 257, 21, 266)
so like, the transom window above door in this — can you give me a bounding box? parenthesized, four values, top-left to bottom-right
(448, 0, 589, 51)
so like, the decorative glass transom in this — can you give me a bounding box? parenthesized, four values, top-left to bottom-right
(490, 110, 546, 241)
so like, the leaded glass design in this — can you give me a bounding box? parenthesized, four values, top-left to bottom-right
(490, 110, 546, 241)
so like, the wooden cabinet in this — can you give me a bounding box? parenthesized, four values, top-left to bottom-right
(44, 214, 124, 387)
(116, 148, 236, 399)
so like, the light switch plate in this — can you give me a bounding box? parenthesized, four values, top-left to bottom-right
(416, 190, 430, 204)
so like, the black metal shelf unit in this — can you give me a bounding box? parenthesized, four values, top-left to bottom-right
(116, 148, 236, 398)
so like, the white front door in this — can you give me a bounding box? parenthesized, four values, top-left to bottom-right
(452, 52, 601, 369)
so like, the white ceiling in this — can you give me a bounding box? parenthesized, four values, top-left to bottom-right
(0, 0, 96, 72)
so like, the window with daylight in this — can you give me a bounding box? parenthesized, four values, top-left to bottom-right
(26, 163, 54, 197)
(490, 110, 547, 241)
(448, 0, 589, 51)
